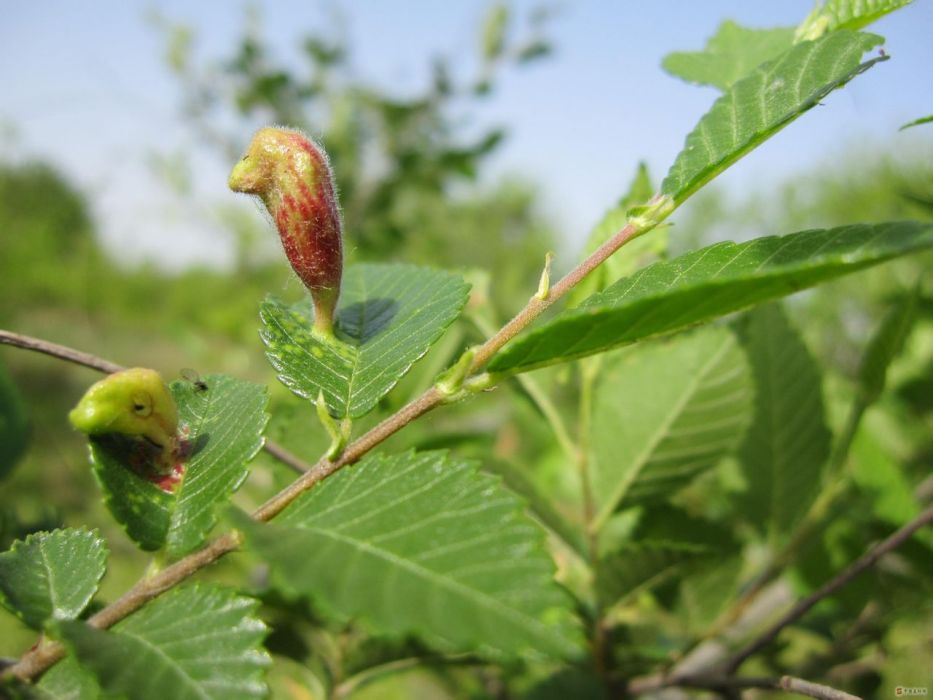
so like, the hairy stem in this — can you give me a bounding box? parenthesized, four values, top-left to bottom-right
(3, 216, 657, 683)
(469, 313, 577, 463)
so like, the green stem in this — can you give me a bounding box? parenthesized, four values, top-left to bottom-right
(3, 209, 667, 683)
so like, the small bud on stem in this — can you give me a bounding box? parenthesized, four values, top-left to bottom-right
(229, 127, 343, 338)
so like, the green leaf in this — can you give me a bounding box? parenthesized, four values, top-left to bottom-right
(899, 114, 933, 131)
(662, 21, 794, 90)
(850, 426, 919, 526)
(590, 327, 752, 527)
(735, 305, 831, 541)
(661, 31, 885, 203)
(482, 458, 587, 557)
(35, 656, 100, 700)
(676, 556, 743, 633)
(567, 162, 667, 308)
(857, 289, 919, 404)
(487, 221, 933, 374)
(0, 529, 106, 630)
(796, 0, 913, 41)
(598, 541, 710, 607)
(237, 450, 582, 659)
(92, 375, 268, 553)
(261, 263, 469, 418)
(481, 3, 509, 62)
(58, 585, 269, 700)
(0, 362, 30, 481)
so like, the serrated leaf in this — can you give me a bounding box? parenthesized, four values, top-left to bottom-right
(92, 375, 267, 553)
(487, 221, 933, 374)
(662, 21, 794, 90)
(796, 0, 913, 41)
(0, 362, 30, 481)
(482, 458, 586, 557)
(0, 529, 107, 630)
(736, 305, 831, 541)
(661, 31, 885, 203)
(261, 263, 469, 418)
(237, 450, 582, 659)
(567, 162, 667, 308)
(598, 541, 711, 607)
(58, 585, 269, 700)
(35, 656, 99, 700)
(590, 327, 752, 527)
(857, 290, 919, 404)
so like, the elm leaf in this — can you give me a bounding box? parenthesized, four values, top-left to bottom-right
(91, 375, 268, 554)
(661, 31, 885, 204)
(261, 263, 470, 418)
(662, 21, 794, 90)
(590, 327, 753, 527)
(735, 305, 831, 541)
(58, 585, 269, 700)
(487, 222, 933, 374)
(237, 450, 582, 659)
(0, 528, 107, 630)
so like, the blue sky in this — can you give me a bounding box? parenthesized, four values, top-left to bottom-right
(2, 1, 932, 269)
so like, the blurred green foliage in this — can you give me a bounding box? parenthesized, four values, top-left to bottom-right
(1, 4, 932, 698)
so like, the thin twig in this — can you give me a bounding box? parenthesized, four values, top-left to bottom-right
(5, 532, 241, 680)
(4, 216, 654, 683)
(680, 394, 874, 663)
(629, 673, 861, 700)
(0, 330, 123, 374)
(723, 504, 933, 674)
(0, 329, 308, 475)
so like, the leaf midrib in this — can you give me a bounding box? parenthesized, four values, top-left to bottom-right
(594, 333, 735, 527)
(300, 524, 571, 655)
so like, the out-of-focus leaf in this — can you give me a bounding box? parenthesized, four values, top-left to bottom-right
(0, 363, 29, 481)
(663, 21, 794, 90)
(35, 655, 99, 700)
(590, 326, 753, 527)
(58, 585, 269, 700)
(850, 424, 919, 526)
(661, 31, 885, 203)
(524, 669, 606, 700)
(676, 556, 743, 633)
(0, 529, 106, 630)
(899, 114, 933, 131)
(237, 450, 583, 659)
(857, 290, 919, 404)
(736, 305, 831, 541)
(515, 40, 552, 63)
(92, 375, 267, 553)
(481, 4, 509, 61)
(598, 541, 711, 607)
(488, 222, 933, 374)
(261, 264, 469, 418)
